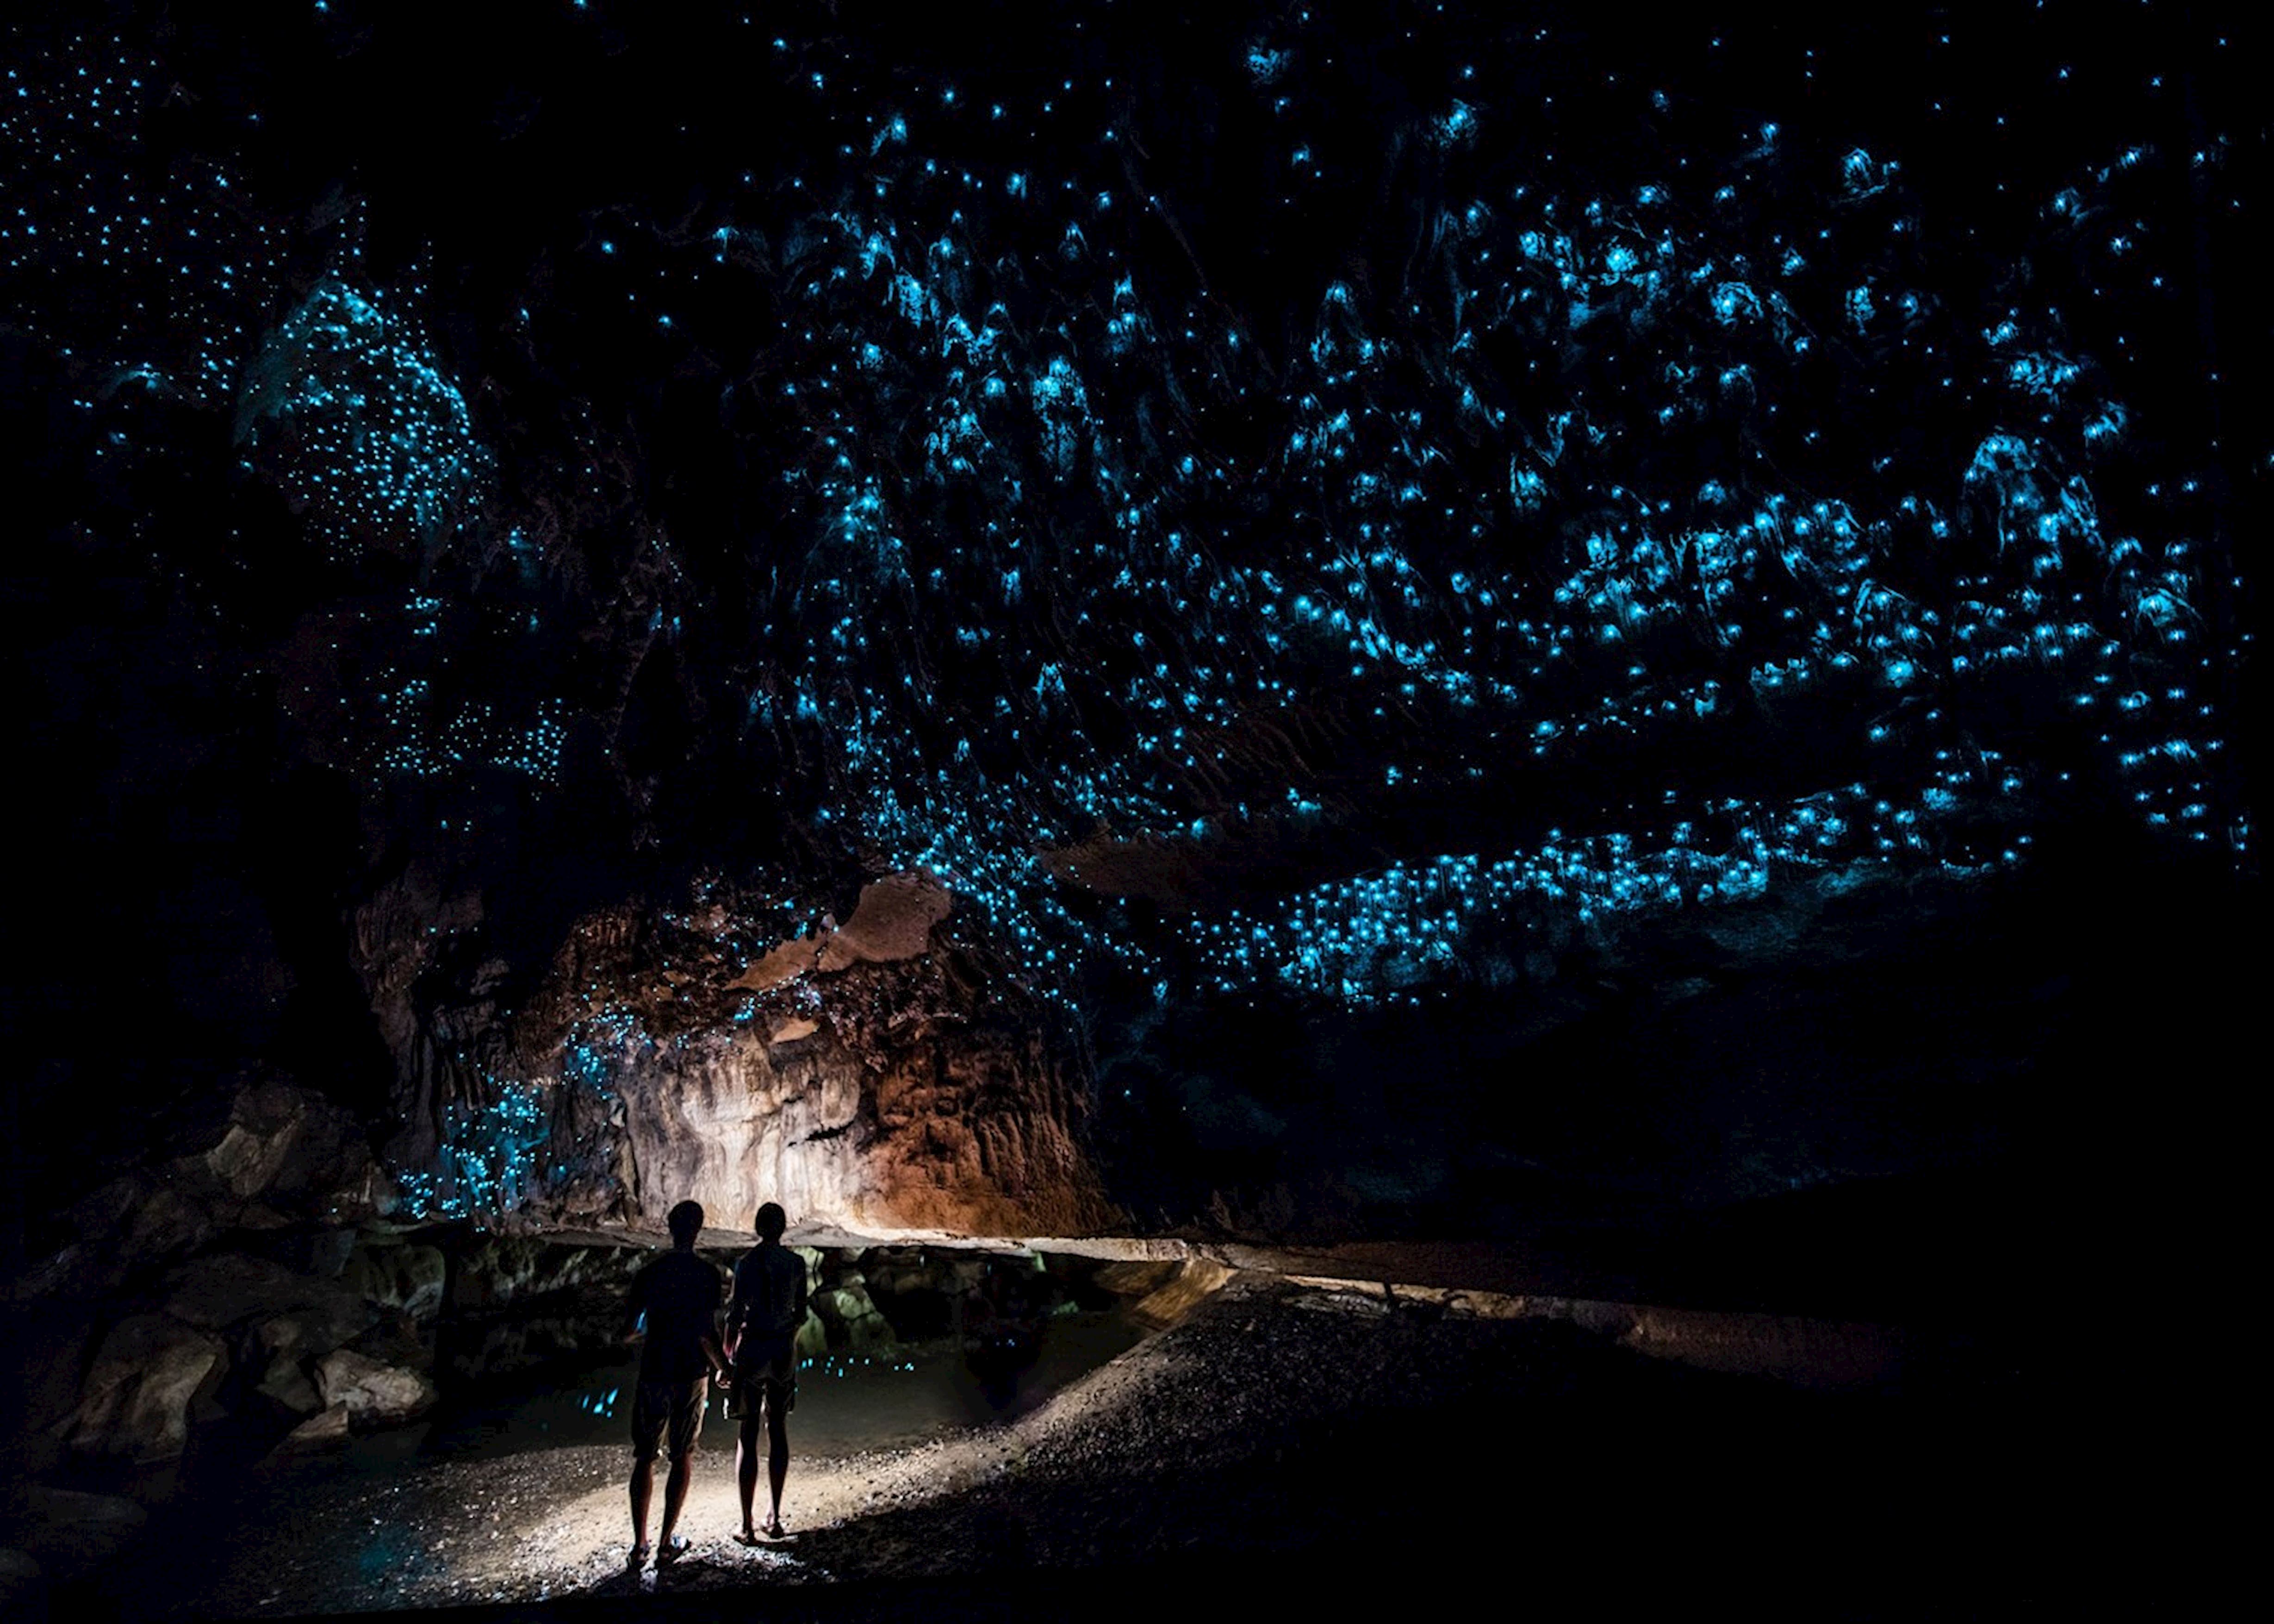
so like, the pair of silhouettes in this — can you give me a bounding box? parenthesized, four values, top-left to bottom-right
(621, 1199, 809, 1567)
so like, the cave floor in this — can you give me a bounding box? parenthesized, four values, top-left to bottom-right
(88, 1273, 2059, 1621)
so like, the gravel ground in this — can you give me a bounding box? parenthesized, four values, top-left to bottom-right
(95, 1274, 2045, 1618)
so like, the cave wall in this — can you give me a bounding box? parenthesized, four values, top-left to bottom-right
(355, 871, 1115, 1237)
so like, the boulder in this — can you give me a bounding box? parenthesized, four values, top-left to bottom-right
(313, 1348, 437, 1425)
(204, 1078, 396, 1221)
(62, 1177, 150, 1246)
(812, 1280, 895, 1351)
(280, 1402, 351, 1449)
(1127, 1260, 1235, 1330)
(8, 1243, 121, 1302)
(162, 1253, 372, 1345)
(344, 1311, 435, 1376)
(255, 1358, 326, 1417)
(124, 1182, 222, 1262)
(793, 1309, 829, 1361)
(338, 1240, 447, 1319)
(59, 1315, 225, 1461)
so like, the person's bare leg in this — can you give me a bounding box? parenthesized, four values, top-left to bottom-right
(629, 1457, 655, 1560)
(765, 1398, 790, 1536)
(735, 1414, 761, 1538)
(658, 1451, 695, 1554)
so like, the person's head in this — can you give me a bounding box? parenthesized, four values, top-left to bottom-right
(667, 1200, 704, 1248)
(755, 1202, 787, 1242)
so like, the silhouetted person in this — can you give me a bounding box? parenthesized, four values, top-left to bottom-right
(724, 1201, 808, 1541)
(621, 1199, 728, 1568)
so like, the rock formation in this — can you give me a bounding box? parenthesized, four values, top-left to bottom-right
(360, 873, 1117, 1239)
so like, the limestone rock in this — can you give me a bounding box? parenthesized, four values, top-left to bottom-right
(281, 1402, 351, 1448)
(255, 1359, 326, 1416)
(815, 874, 952, 971)
(338, 1240, 447, 1319)
(793, 1309, 829, 1361)
(729, 937, 822, 992)
(601, 972, 1113, 1240)
(377, 886, 1116, 1239)
(162, 1254, 373, 1351)
(7, 1244, 120, 1303)
(447, 1236, 645, 1310)
(62, 1177, 150, 1246)
(61, 1314, 225, 1461)
(1127, 1259, 1235, 1330)
(249, 1293, 379, 1376)
(313, 1348, 437, 1425)
(205, 1078, 396, 1220)
(345, 1311, 435, 1378)
(125, 1182, 222, 1262)
(812, 1279, 895, 1351)
(1092, 1259, 1185, 1300)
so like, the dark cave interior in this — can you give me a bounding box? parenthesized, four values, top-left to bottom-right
(0, 1, 2259, 1614)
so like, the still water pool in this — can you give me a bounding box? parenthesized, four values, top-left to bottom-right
(384, 1307, 1148, 1465)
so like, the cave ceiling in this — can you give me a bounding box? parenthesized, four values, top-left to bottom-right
(5, 2, 2257, 1231)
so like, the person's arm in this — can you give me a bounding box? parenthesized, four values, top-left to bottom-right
(705, 1267, 731, 1379)
(721, 1260, 745, 1362)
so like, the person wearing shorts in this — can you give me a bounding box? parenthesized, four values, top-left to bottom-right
(725, 1201, 808, 1541)
(621, 1199, 728, 1568)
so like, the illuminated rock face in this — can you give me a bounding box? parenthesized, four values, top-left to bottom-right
(606, 1012, 1108, 1237)
(365, 874, 1116, 1237)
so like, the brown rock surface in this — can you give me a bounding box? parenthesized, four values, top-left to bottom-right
(811, 1278, 895, 1350)
(727, 936, 821, 992)
(313, 1348, 438, 1425)
(815, 874, 953, 971)
(281, 1402, 351, 1448)
(204, 1079, 372, 1206)
(337, 1239, 447, 1319)
(362, 875, 1116, 1239)
(161, 1253, 372, 1340)
(60, 1314, 225, 1461)
(598, 998, 1113, 1239)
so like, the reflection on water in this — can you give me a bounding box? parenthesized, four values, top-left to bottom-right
(398, 1308, 1146, 1465)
